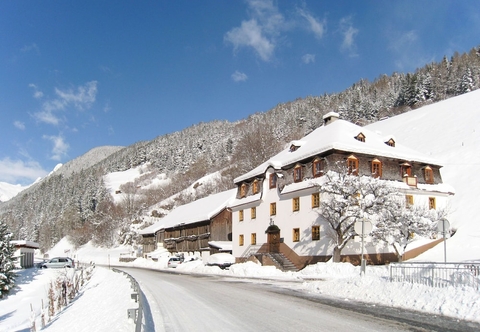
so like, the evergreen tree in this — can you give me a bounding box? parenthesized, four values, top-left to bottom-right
(0, 221, 16, 298)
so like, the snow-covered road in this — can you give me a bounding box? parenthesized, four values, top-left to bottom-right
(121, 267, 476, 332)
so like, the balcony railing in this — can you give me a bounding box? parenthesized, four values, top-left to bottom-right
(403, 175, 417, 187)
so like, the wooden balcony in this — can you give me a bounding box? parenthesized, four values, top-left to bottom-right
(403, 175, 417, 187)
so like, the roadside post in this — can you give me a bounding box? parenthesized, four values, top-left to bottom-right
(354, 218, 372, 275)
(437, 218, 450, 263)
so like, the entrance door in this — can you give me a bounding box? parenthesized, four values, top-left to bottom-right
(266, 226, 280, 253)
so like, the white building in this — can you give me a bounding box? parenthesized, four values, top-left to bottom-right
(11, 240, 39, 268)
(229, 113, 453, 270)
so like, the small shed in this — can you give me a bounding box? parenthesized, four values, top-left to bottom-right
(11, 240, 39, 268)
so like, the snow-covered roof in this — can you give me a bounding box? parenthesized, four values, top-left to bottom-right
(208, 241, 233, 251)
(139, 189, 237, 235)
(10, 240, 39, 249)
(234, 119, 442, 183)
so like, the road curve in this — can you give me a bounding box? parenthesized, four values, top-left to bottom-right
(120, 267, 480, 332)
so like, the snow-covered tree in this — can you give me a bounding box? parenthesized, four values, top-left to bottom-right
(317, 169, 402, 262)
(372, 198, 445, 261)
(0, 221, 16, 298)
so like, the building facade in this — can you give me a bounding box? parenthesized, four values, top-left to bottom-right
(229, 113, 453, 268)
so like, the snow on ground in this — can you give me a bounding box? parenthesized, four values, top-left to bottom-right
(2, 91, 480, 331)
(1, 240, 479, 332)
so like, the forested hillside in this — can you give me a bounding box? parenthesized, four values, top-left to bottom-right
(1, 45, 479, 252)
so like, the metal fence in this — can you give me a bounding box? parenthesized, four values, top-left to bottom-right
(389, 262, 480, 290)
(112, 268, 143, 332)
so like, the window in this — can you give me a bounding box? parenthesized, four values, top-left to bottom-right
(292, 197, 300, 211)
(289, 144, 299, 152)
(293, 165, 303, 182)
(311, 193, 320, 208)
(269, 174, 277, 189)
(312, 158, 324, 177)
(252, 180, 259, 194)
(424, 166, 434, 184)
(239, 234, 244, 246)
(251, 233, 256, 245)
(429, 197, 436, 210)
(312, 226, 320, 241)
(239, 210, 244, 222)
(347, 155, 359, 175)
(405, 195, 414, 206)
(355, 133, 366, 142)
(293, 228, 300, 242)
(371, 158, 382, 178)
(270, 202, 277, 216)
(251, 207, 256, 219)
(240, 183, 247, 197)
(400, 163, 412, 177)
(386, 138, 395, 147)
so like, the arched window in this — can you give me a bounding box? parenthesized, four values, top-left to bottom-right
(424, 166, 434, 184)
(371, 158, 382, 178)
(347, 155, 359, 175)
(240, 183, 247, 198)
(400, 162, 412, 177)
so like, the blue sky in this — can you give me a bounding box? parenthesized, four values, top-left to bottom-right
(1, 0, 479, 185)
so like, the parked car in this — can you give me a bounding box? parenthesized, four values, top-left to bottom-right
(40, 257, 75, 269)
(206, 253, 235, 270)
(167, 256, 183, 268)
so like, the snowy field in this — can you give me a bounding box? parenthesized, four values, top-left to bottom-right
(2, 90, 480, 331)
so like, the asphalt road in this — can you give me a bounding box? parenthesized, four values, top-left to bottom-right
(120, 267, 480, 332)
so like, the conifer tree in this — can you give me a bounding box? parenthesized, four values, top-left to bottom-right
(0, 221, 16, 298)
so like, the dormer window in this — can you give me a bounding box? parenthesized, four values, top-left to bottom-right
(289, 144, 299, 152)
(252, 180, 259, 194)
(293, 165, 303, 182)
(347, 155, 359, 175)
(355, 133, 366, 142)
(400, 162, 412, 177)
(385, 138, 395, 147)
(424, 166, 434, 184)
(371, 158, 382, 178)
(240, 183, 247, 198)
(312, 158, 324, 177)
(269, 174, 277, 189)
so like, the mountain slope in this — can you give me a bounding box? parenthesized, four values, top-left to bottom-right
(366, 89, 480, 262)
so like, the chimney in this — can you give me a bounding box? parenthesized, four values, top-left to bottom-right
(323, 112, 340, 126)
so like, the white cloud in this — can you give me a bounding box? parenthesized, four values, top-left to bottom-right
(28, 83, 44, 99)
(231, 71, 248, 82)
(390, 30, 418, 52)
(0, 157, 47, 184)
(21, 43, 40, 54)
(43, 134, 69, 161)
(33, 110, 61, 125)
(298, 8, 325, 39)
(225, 19, 275, 61)
(339, 16, 359, 57)
(53, 81, 98, 111)
(302, 54, 315, 64)
(14, 121, 25, 130)
(224, 0, 285, 61)
(33, 81, 98, 125)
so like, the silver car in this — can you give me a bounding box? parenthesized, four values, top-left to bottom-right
(40, 257, 75, 268)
